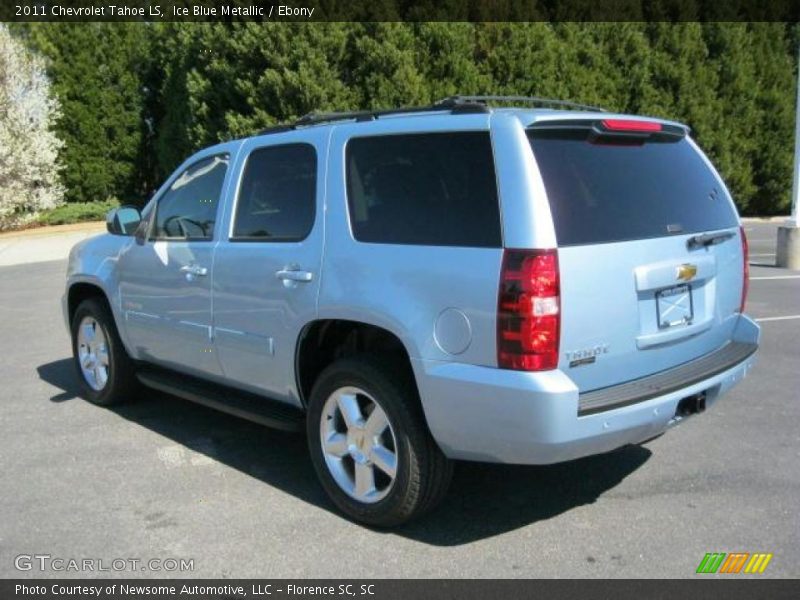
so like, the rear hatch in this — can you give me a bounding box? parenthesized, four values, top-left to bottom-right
(527, 118, 745, 393)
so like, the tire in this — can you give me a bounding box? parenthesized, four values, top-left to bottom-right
(306, 356, 453, 527)
(71, 297, 138, 406)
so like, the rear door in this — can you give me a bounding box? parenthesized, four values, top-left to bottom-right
(212, 131, 326, 405)
(527, 119, 744, 392)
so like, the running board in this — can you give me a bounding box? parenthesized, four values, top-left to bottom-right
(136, 367, 304, 432)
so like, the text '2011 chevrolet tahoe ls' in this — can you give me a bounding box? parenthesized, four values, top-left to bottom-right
(64, 97, 759, 526)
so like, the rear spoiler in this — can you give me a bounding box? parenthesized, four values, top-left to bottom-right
(529, 118, 688, 141)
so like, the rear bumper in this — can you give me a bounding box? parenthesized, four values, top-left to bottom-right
(413, 315, 760, 465)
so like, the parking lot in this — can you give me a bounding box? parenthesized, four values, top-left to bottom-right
(0, 220, 797, 578)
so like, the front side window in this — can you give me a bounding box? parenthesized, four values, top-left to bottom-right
(232, 144, 317, 241)
(152, 154, 229, 241)
(345, 132, 501, 248)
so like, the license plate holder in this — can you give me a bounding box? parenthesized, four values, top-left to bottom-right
(656, 284, 693, 329)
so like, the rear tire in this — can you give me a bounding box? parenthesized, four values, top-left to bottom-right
(71, 297, 138, 406)
(306, 356, 452, 527)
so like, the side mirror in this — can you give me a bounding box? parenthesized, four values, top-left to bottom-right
(106, 206, 142, 236)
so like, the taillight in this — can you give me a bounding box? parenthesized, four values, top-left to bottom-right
(739, 225, 749, 313)
(497, 249, 560, 371)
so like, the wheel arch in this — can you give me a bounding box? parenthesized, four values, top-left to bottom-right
(66, 278, 134, 356)
(294, 319, 420, 410)
(67, 280, 112, 324)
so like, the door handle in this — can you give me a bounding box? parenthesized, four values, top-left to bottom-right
(180, 264, 208, 277)
(275, 269, 313, 283)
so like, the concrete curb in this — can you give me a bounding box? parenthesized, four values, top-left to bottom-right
(741, 216, 792, 223)
(0, 224, 105, 268)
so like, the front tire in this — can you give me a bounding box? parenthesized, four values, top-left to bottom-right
(306, 357, 452, 527)
(71, 297, 138, 406)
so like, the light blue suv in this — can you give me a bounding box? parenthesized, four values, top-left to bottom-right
(63, 97, 759, 526)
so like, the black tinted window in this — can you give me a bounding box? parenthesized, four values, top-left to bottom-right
(233, 144, 317, 241)
(346, 132, 501, 247)
(153, 154, 229, 240)
(528, 130, 739, 246)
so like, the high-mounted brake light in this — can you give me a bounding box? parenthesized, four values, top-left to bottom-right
(497, 249, 560, 371)
(739, 225, 749, 313)
(601, 119, 662, 133)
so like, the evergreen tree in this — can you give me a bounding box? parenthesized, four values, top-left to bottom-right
(22, 23, 149, 204)
(748, 23, 796, 215)
(412, 22, 488, 100)
(590, 23, 652, 113)
(476, 23, 564, 98)
(702, 22, 759, 211)
(348, 23, 429, 108)
(12, 21, 799, 216)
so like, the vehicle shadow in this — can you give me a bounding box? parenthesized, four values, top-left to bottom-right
(37, 357, 81, 402)
(37, 357, 651, 546)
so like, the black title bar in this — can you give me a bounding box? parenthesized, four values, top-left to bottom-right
(4, 579, 800, 600)
(2, 0, 800, 22)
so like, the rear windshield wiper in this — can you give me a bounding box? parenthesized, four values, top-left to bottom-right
(687, 231, 736, 249)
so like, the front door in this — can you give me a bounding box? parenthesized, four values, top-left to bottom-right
(118, 152, 231, 377)
(212, 134, 326, 405)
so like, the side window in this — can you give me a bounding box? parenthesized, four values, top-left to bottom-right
(345, 132, 501, 248)
(232, 144, 317, 241)
(152, 154, 229, 241)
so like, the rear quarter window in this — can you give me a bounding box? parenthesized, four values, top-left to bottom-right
(346, 132, 501, 248)
(528, 128, 739, 246)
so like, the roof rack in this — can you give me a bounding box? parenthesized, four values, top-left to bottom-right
(257, 100, 488, 135)
(255, 95, 604, 136)
(436, 95, 608, 113)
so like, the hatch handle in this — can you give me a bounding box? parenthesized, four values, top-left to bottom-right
(687, 231, 735, 249)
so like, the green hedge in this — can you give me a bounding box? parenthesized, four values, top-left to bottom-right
(37, 199, 119, 226)
(18, 22, 800, 215)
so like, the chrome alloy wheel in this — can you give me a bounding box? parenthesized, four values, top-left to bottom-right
(77, 316, 110, 391)
(320, 386, 398, 504)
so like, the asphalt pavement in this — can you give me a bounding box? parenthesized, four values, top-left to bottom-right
(0, 220, 797, 578)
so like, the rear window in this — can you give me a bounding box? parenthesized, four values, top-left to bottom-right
(346, 132, 501, 248)
(528, 128, 739, 246)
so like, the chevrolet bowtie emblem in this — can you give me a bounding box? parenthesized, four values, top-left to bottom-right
(676, 263, 698, 281)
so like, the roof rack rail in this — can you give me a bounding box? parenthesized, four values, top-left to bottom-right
(256, 100, 489, 135)
(256, 124, 297, 136)
(294, 101, 488, 127)
(435, 95, 608, 113)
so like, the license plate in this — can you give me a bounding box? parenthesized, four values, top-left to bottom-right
(656, 284, 693, 329)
